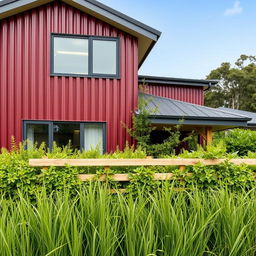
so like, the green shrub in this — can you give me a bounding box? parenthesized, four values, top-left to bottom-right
(221, 129, 256, 156)
(0, 143, 148, 198)
(126, 94, 191, 157)
(0, 141, 255, 198)
(0, 147, 82, 198)
(179, 142, 231, 159)
(127, 167, 159, 194)
(184, 161, 254, 189)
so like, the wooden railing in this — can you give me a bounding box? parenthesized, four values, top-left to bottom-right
(29, 158, 256, 182)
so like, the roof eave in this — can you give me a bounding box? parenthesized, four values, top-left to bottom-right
(67, 0, 161, 40)
(148, 114, 251, 122)
(0, 0, 53, 16)
(248, 123, 256, 127)
(138, 40, 157, 68)
(148, 117, 250, 127)
(65, 0, 161, 67)
(0, 0, 161, 67)
(138, 75, 219, 88)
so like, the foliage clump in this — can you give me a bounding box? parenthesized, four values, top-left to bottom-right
(127, 93, 191, 157)
(0, 140, 255, 198)
(127, 167, 159, 195)
(223, 129, 256, 156)
(183, 161, 254, 190)
(0, 141, 148, 198)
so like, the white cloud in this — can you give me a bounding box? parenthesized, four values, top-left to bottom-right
(224, 0, 243, 16)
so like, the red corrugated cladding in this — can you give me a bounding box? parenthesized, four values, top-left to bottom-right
(0, 1, 138, 151)
(145, 83, 204, 105)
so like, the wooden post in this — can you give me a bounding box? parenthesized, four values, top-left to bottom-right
(195, 128, 207, 147)
(206, 126, 213, 145)
(179, 165, 185, 171)
(104, 166, 110, 172)
(42, 156, 48, 171)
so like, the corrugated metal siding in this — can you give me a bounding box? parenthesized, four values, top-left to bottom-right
(0, 1, 138, 151)
(145, 84, 204, 105)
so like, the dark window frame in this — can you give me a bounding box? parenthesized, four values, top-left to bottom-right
(23, 120, 107, 153)
(50, 33, 120, 79)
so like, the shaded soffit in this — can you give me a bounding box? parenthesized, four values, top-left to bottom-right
(138, 75, 219, 90)
(140, 93, 251, 129)
(0, 0, 161, 67)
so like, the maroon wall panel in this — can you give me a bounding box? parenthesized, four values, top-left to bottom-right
(0, 2, 138, 152)
(145, 84, 204, 105)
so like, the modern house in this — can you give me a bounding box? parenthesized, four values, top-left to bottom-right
(0, 0, 253, 152)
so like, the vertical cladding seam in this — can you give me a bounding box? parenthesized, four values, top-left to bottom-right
(0, 1, 138, 151)
(146, 84, 203, 105)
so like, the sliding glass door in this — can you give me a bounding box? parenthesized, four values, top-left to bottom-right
(82, 123, 104, 154)
(23, 121, 106, 152)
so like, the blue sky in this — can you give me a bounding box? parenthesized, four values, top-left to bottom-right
(100, 0, 256, 79)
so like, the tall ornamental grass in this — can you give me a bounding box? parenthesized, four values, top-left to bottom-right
(1, 185, 256, 256)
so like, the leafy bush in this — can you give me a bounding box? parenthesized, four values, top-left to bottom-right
(0, 141, 255, 198)
(0, 147, 82, 198)
(126, 94, 191, 157)
(0, 142, 147, 198)
(178, 142, 240, 159)
(179, 142, 230, 159)
(1, 186, 256, 255)
(127, 167, 159, 194)
(172, 143, 255, 190)
(220, 129, 256, 156)
(184, 162, 254, 190)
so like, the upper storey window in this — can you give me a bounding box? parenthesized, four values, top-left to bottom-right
(53, 37, 89, 75)
(51, 34, 120, 78)
(92, 39, 117, 75)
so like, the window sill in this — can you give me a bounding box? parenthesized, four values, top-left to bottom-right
(50, 73, 121, 79)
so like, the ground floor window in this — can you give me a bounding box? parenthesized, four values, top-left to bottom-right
(53, 123, 81, 150)
(23, 121, 106, 153)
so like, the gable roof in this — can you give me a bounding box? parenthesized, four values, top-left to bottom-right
(218, 107, 256, 127)
(0, 0, 161, 67)
(141, 93, 251, 128)
(138, 75, 219, 89)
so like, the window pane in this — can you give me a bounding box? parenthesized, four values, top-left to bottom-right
(53, 37, 88, 75)
(26, 124, 49, 148)
(84, 124, 103, 153)
(53, 123, 80, 150)
(92, 40, 117, 75)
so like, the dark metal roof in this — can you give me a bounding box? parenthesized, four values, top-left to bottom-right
(141, 93, 251, 127)
(218, 107, 256, 127)
(0, 0, 17, 6)
(0, 0, 161, 67)
(138, 75, 219, 89)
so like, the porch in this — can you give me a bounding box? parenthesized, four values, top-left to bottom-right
(141, 93, 252, 147)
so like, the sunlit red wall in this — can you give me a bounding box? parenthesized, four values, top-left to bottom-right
(145, 83, 204, 105)
(0, 1, 138, 151)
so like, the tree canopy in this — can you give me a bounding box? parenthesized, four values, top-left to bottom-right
(205, 55, 256, 112)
